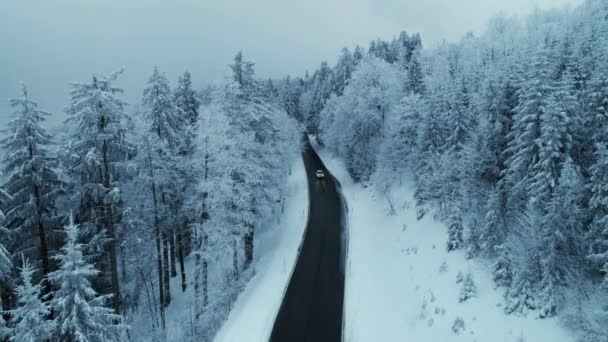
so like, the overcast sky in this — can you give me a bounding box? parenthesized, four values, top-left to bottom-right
(0, 0, 582, 127)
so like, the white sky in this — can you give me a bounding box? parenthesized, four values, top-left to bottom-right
(0, 0, 582, 127)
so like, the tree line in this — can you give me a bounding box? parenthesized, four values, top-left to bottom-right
(0, 52, 299, 341)
(275, 0, 607, 339)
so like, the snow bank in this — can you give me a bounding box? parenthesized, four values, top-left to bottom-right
(213, 157, 308, 342)
(316, 149, 574, 342)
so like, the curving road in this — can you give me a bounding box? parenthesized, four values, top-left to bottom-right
(270, 136, 347, 342)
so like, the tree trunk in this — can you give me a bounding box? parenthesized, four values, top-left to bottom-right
(162, 232, 171, 306)
(170, 229, 177, 278)
(233, 237, 239, 281)
(194, 251, 201, 320)
(103, 140, 121, 314)
(147, 142, 165, 329)
(178, 222, 187, 292)
(203, 230, 209, 307)
(244, 225, 254, 269)
(33, 184, 52, 299)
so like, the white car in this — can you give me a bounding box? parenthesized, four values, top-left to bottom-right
(315, 169, 325, 179)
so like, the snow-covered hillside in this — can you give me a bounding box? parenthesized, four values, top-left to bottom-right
(214, 157, 308, 342)
(317, 151, 575, 342)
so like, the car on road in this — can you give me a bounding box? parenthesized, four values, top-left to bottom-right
(315, 169, 325, 179)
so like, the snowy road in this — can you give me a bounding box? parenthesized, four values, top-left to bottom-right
(270, 136, 347, 342)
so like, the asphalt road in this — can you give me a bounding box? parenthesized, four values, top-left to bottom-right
(270, 136, 347, 342)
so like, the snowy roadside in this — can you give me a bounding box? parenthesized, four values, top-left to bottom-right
(213, 156, 308, 342)
(315, 148, 575, 342)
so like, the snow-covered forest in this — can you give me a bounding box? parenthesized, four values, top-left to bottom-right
(285, 0, 607, 340)
(2, 0, 608, 341)
(0, 53, 299, 341)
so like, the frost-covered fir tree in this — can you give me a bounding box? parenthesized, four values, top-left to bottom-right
(0, 191, 12, 340)
(64, 69, 135, 313)
(505, 206, 542, 315)
(173, 70, 201, 127)
(332, 48, 355, 96)
(503, 49, 554, 207)
(537, 159, 585, 318)
(49, 217, 127, 342)
(588, 144, 608, 289)
(143, 67, 187, 151)
(1, 84, 62, 297)
(9, 257, 54, 342)
(528, 75, 575, 205)
(0, 189, 11, 284)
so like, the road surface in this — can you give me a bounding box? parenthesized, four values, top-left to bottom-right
(270, 136, 347, 342)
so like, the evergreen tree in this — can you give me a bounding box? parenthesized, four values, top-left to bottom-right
(588, 144, 608, 289)
(64, 69, 135, 313)
(332, 48, 355, 96)
(143, 67, 186, 151)
(503, 49, 554, 207)
(537, 159, 585, 318)
(174, 70, 201, 127)
(49, 217, 127, 342)
(1, 84, 62, 298)
(0, 191, 12, 337)
(528, 75, 575, 204)
(9, 257, 54, 342)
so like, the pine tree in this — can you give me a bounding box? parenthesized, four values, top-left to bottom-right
(0, 192, 12, 338)
(528, 75, 575, 204)
(143, 67, 186, 151)
(1, 84, 62, 298)
(503, 49, 554, 207)
(332, 48, 355, 96)
(64, 69, 135, 313)
(588, 144, 608, 289)
(49, 217, 127, 342)
(229, 51, 258, 101)
(537, 159, 585, 318)
(174, 70, 201, 127)
(0, 190, 11, 284)
(9, 257, 54, 342)
(447, 212, 464, 251)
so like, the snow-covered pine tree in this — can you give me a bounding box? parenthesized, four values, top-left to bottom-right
(173, 70, 201, 127)
(64, 69, 135, 313)
(1, 84, 62, 298)
(307, 61, 333, 136)
(528, 74, 575, 205)
(0, 189, 11, 285)
(505, 205, 542, 316)
(588, 144, 608, 289)
(537, 159, 586, 318)
(0, 190, 12, 339)
(278, 76, 303, 122)
(142, 67, 181, 307)
(49, 217, 127, 342)
(143, 67, 187, 151)
(332, 48, 355, 96)
(503, 48, 554, 208)
(9, 257, 54, 342)
(230, 51, 258, 102)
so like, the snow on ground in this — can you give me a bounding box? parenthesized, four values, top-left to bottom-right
(213, 157, 308, 342)
(317, 149, 575, 342)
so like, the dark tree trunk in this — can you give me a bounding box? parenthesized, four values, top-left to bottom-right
(147, 143, 165, 329)
(232, 237, 239, 282)
(244, 225, 254, 269)
(33, 184, 52, 299)
(178, 222, 186, 292)
(103, 140, 122, 313)
(162, 232, 171, 306)
(170, 229, 177, 278)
